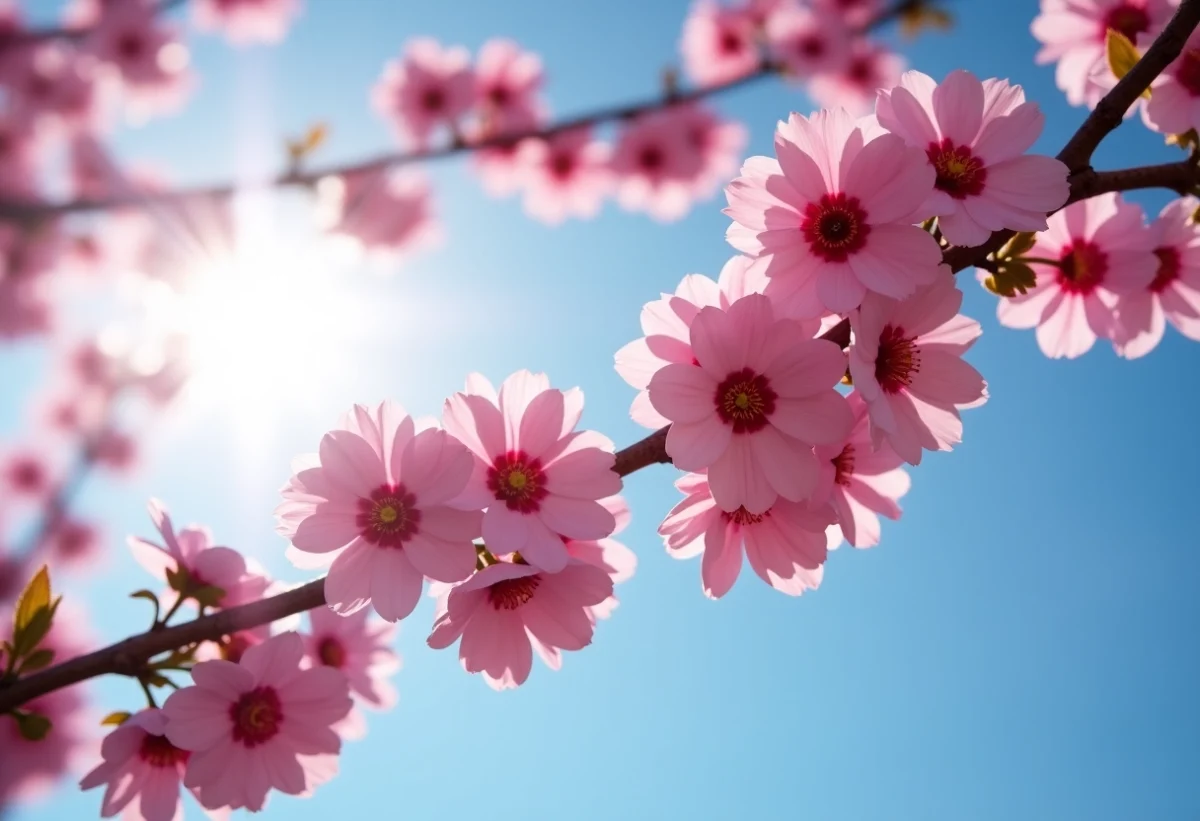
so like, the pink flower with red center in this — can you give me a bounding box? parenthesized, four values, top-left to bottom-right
(427, 558, 614, 690)
(319, 168, 440, 260)
(813, 392, 910, 547)
(671, 102, 749, 200)
(659, 471, 832, 599)
(647, 293, 853, 513)
(1, 446, 54, 500)
(2, 44, 106, 133)
(680, 0, 761, 88)
(372, 38, 476, 149)
(1032, 0, 1174, 108)
(814, 0, 884, 27)
(765, 4, 851, 80)
(513, 126, 612, 224)
(91, 428, 138, 474)
(276, 401, 483, 622)
(808, 40, 904, 116)
(162, 632, 353, 812)
(993, 192, 1158, 359)
(80, 709, 195, 821)
(1143, 28, 1200, 135)
(48, 518, 102, 568)
(192, 0, 302, 45)
(1111, 197, 1200, 358)
(442, 371, 622, 572)
(473, 38, 544, 136)
(875, 69, 1070, 247)
(725, 107, 940, 317)
(301, 606, 400, 740)
(849, 273, 987, 465)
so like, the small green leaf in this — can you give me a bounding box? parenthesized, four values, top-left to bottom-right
(14, 566, 51, 634)
(143, 672, 174, 689)
(997, 231, 1039, 261)
(101, 711, 132, 727)
(190, 585, 226, 609)
(165, 565, 189, 594)
(17, 648, 54, 675)
(983, 260, 1039, 298)
(129, 590, 161, 624)
(14, 711, 52, 741)
(11, 602, 57, 660)
(1106, 29, 1150, 100)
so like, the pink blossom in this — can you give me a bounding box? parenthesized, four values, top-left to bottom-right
(875, 69, 1070, 247)
(1112, 197, 1200, 357)
(92, 428, 138, 473)
(276, 401, 482, 622)
(672, 103, 749, 200)
(0, 111, 40, 198)
(659, 471, 831, 598)
(192, 0, 302, 44)
(474, 38, 544, 136)
(514, 127, 612, 224)
(372, 38, 476, 149)
(813, 392, 910, 547)
(1032, 0, 1174, 108)
(79, 709, 195, 821)
(0, 278, 52, 340)
(2, 44, 106, 133)
(766, 5, 851, 80)
(993, 193, 1158, 359)
(849, 273, 987, 465)
(1142, 28, 1200, 135)
(808, 40, 904, 116)
(48, 518, 103, 568)
(563, 495, 636, 620)
(724, 108, 940, 317)
(319, 169, 440, 260)
(680, 1, 761, 88)
(68, 133, 130, 201)
(301, 606, 400, 740)
(472, 142, 527, 198)
(442, 371, 622, 573)
(1, 446, 54, 500)
(647, 293, 853, 513)
(814, 0, 885, 27)
(163, 632, 352, 812)
(427, 558, 614, 690)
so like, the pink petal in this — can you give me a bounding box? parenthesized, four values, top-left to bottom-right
(538, 496, 617, 540)
(400, 429, 475, 506)
(665, 415, 732, 472)
(319, 431, 385, 498)
(324, 541, 376, 616)
(404, 533, 476, 583)
(708, 435, 776, 514)
(370, 548, 424, 622)
(701, 518, 742, 599)
(517, 389, 565, 460)
(647, 362, 718, 424)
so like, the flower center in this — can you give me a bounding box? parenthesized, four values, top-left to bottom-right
(138, 733, 190, 769)
(421, 87, 446, 113)
(875, 324, 920, 394)
(1057, 241, 1108, 294)
(488, 575, 541, 610)
(927, 139, 987, 199)
(356, 484, 421, 547)
(801, 192, 870, 262)
(718, 30, 745, 55)
(117, 33, 144, 60)
(488, 85, 511, 107)
(229, 686, 283, 748)
(9, 458, 44, 491)
(487, 451, 548, 513)
(714, 367, 777, 433)
(724, 506, 766, 526)
(638, 145, 665, 172)
(847, 57, 873, 84)
(832, 444, 856, 485)
(316, 636, 346, 669)
(1176, 48, 1200, 96)
(1103, 3, 1150, 41)
(550, 152, 575, 179)
(798, 35, 825, 58)
(1151, 246, 1181, 292)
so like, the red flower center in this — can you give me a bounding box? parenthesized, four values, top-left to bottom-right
(718, 30, 745, 55)
(638, 145, 665, 172)
(875, 325, 920, 394)
(550, 152, 575, 179)
(724, 506, 766, 526)
(927, 139, 987, 199)
(356, 484, 421, 547)
(832, 444, 856, 485)
(1151, 246, 1181, 292)
(1057, 241, 1108, 294)
(798, 35, 825, 58)
(1176, 48, 1200, 96)
(487, 451, 548, 513)
(801, 193, 870, 262)
(317, 636, 346, 669)
(1103, 3, 1150, 41)
(117, 33, 145, 60)
(138, 733, 190, 769)
(488, 85, 511, 107)
(714, 367, 777, 433)
(488, 575, 541, 610)
(847, 57, 873, 84)
(230, 686, 283, 748)
(8, 458, 45, 491)
(421, 87, 446, 113)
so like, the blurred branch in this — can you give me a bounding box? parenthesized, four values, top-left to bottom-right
(0, 0, 187, 51)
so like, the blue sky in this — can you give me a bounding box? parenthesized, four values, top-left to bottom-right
(4, 0, 1199, 819)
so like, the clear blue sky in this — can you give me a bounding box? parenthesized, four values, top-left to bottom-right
(4, 0, 1199, 819)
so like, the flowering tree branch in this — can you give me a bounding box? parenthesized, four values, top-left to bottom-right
(0, 0, 186, 50)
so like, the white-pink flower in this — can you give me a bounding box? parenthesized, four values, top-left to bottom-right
(813, 392, 910, 547)
(301, 606, 400, 740)
(192, 0, 301, 44)
(808, 40, 904, 116)
(849, 273, 987, 465)
(163, 632, 352, 812)
(993, 192, 1158, 359)
(1143, 28, 1200, 135)
(680, 0, 761, 88)
(564, 494, 637, 620)
(372, 38, 475, 149)
(80, 709, 194, 821)
(725, 108, 941, 317)
(647, 293, 853, 514)
(319, 168, 440, 260)
(659, 471, 831, 598)
(765, 4, 851, 79)
(875, 69, 1070, 247)
(473, 38, 544, 135)
(514, 127, 612, 224)
(442, 371, 622, 573)
(276, 401, 482, 622)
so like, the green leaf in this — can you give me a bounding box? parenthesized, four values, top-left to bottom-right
(14, 566, 51, 634)
(983, 261, 1039, 298)
(165, 565, 189, 594)
(101, 711, 132, 727)
(143, 672, 174, 689)
(129, 590, 161, 624)
(1106, 29, 1150, 100)
(997, 231, 1038, 261)
(14, 711, 52, 741)
(10, 601, 57, 661)
(17, 648, 54, 675)
(190, 585, 226, 609)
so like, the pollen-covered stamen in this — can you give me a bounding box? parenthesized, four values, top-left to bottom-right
(1151, 246, 1181, 292)
(927, 139, 987, 199)
(714, 367, 778, 433)
(832, 444, 856, 485)
(875, 324, 920, 394)
(1104, 3, 1151, 41)
(1177, 48, 1200, 96)
(801, 192, 870, 262)
(487, 450, 549, 513)
(356, 484, 421, 547)
(488, 575, 541, 610)
(138, 734, 190, 769)
(725, 506, 766, 526)
(1057, 241, 1108, 294)
(317, 636, 346, 669)
(229, 686, 283, 748)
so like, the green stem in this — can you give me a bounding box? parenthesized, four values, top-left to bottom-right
(154, 596, 187, 630)
(137, 677, 158, 709)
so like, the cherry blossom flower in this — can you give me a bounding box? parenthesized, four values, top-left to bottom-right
(372, 38, 475, 149)
(1, 446, 54, 501)
(276, 401, 482, 622)
(0, 112, 40, 198)
(564, 495, 637, 620)
(514, 127, 612, 224)
(815, 0, 884, 27)
(301, 607, 400, 740)
(443, 371, 621, 572)
(318, 169, 440, 260)
(427, 558, 614, 690)
(192, 0, 302, 44)
(680, 0, 761, 87)
(163, 632, 353, 812)
(672, 103, 748, 200)
(1142, 28, 1200, 135)
(472, 142, 527, 198)
(1032, 0, 1174, 108)
(725, 107, 940, 317)
(659, 471, 831, 598)
(807, 40, 904, 116)
(875, 69, 1070, 247)
(1112, 197, 1200, 358)
(0, 278, 52, 340)
(48, 518, 102, 568)
(813, 392, 910, 547)
(91, 428, 138, 473)
(765, 4, 851, 80)
(473, 38, 544, 136)
(2, 44, 106, 133)
(992, 193, 1158, 359)
(80, 709, 196, 821)
(647, 293, 853, 513)
(849, 273, 988, 465)
(68, 133, 130, 201)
